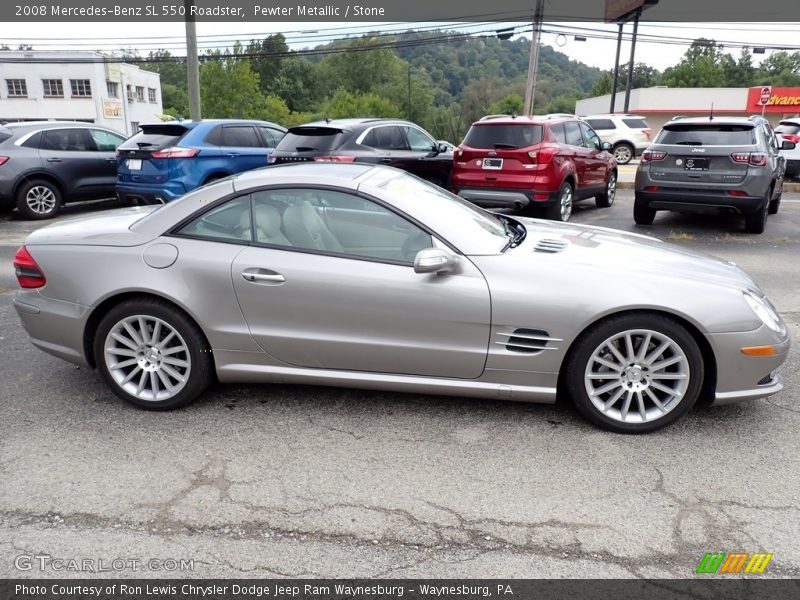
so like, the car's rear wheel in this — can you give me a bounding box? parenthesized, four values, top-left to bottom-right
(547, 181, 573, 222)
(633, 200, 656, 225)
(613, 143, 634, 165)
(94, 298, 214, 410)
(745, 189, 770, 234)
(768, 185, 782, 215)
(16, 179, 63, 220)
(565, 313, 704, 433)
(595, 172, 617, 208)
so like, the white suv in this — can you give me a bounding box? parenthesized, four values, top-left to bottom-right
(775, 118, 800, 179)
(581, 114, 652, 164)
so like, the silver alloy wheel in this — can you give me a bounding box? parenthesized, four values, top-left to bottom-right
(104, 315, 191, 402)
(584, 328, 690, 424)
(559, 185, 573, 221)
(613, 145, 633, 164)
(26, 186, 57, 215)
(606, 174, 617, 205)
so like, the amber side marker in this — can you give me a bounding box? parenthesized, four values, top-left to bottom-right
(740, 346, 777, 356)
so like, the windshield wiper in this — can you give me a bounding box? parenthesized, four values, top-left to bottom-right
(493, 143, 518, 149)
(675, 141, 703, 145)
(499, 215, 527, 252)
(295, 146, 316, 151)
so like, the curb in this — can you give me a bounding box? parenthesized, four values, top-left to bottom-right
(617, 181, 800, 192)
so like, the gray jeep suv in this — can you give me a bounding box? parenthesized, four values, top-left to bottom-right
(634, 116, 794, 234)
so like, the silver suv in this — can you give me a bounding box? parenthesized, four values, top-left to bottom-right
(634, 116, 794, 234)
(582, 114, 651, 164)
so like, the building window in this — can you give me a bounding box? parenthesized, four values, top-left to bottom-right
(148, 87, 157, 103)
(106, 81, 119, 98)
(6, 79, 28, 97)
(135, 86, 145, 102)
(130, 121, 140, 133)
(42, 79, 64, 97)
(70, 79, 92, 97)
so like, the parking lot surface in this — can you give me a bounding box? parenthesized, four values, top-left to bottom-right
(1, 192, 799, 578)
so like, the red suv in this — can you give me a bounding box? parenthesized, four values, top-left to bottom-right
(451, 115, 618, 221)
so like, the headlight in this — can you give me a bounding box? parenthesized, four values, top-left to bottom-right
(743, 291, 786, 335)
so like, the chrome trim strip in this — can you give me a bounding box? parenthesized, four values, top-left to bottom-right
(496, 332, 564, 342)
(494, 341, 558, 351)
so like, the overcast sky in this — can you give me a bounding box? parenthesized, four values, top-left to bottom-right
(2, 21, 798, 72)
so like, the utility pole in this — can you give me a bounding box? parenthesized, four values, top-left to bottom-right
(184, 0, 201, 120)
(522, 0, 544, 116)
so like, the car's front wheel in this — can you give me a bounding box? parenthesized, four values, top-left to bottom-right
(16, 179, 63, 220)
(547, 181, 574, 222)
(565, 313, 704, 433)
(93, 298, 214, 410)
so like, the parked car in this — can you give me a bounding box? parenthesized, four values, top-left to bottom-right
(13, 163, 789, 433)
(0, 121, 127, 219)
(634, 116, 793, 234)
(268, 118, 452, 187)
(581, 114, 652, 165)
(116, 119, 286, 205)
(451, 114, 617, 221)
(774, 118, 800, 179)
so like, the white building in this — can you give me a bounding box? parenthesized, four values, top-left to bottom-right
(576, 86, 800, 134)
(0, 51, 162, 136)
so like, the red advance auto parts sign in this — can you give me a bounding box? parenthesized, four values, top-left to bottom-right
(746, 86, 800, 112)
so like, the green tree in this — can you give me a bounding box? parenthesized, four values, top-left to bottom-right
(271, 57, 323, 112)
(200, 53, 267, 119)
(660, 39, 727, 87)
(246, 33, 289, 95)
(320, 89, 402, 119)
(756, 51, 800, 86)
(318, 37, 406, 95)
(487, 93, 524, 116)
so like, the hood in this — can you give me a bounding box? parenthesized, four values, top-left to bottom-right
(25, 206, 160, 247)
(504, 217, 759, 293)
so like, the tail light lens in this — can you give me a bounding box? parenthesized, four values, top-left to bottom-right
(728, 190, 748, 197)
(780, 133, 800, 144)
(313, 155, 356, 163)
(527, 147, 558, 164)
(731, 152, 767, 166)
(641, 150, 666, 163)
(0, 156, 9, 166)
(14, 245, 46, 289)
(642, 128, 652, 140)
(150, 147, 199, 159)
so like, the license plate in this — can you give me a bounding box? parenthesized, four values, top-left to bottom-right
(482, 158, 503, 170)
(127, 159, 142, 171)
(684, 157, 709, 171)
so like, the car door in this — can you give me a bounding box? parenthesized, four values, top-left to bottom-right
(37, 127, 115, 198)
(88, 128, 127, 188)
(219, 124, 272, 173)
(230, 187, 492, 379)
(359, 125, 409, 168)
(397, 125, 451, 185)
(563, 121, 590, 189)
(578, 122, 608, 190)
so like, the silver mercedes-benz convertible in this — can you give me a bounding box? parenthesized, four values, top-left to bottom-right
(13, 163, 790, 433)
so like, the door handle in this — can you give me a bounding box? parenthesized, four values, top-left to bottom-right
(227, 153, 240, 158)
(46, 158, 62, 163)
(242, 271, 285, 283)
(380, 158, 392, 163)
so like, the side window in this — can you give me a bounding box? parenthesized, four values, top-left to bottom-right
(41, 128, 96, 152)
(564, 121, 584, 147)
(205, 126, 223, 146)
(404, 126, 436, 152)
(177, 195, 252, 242)
(550, 123, 567, 144)
(370, 126, 409, 151)
(587, 119, 616, 130)
(252, 188, 432, 263)
(258, 127, 284, 148)
(89, 129, 126, 152)
(221, 126, 261, 148)
(579, 122, 601, 150)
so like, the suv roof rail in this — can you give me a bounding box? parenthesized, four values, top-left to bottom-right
(543, 113, 575, 120)
(479, 114, 515, 121)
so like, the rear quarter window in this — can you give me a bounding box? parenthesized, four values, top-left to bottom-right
(621, 118, 649, 129)
(463, 124, 543, 149)
(586, 119, 616, 130)
(118, 125, 189, 151)
(657, 126, 756, 146)
(276, 127, 349, 152)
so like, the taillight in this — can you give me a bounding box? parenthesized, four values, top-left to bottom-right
(14, 245, 46, 289)
(643, 128, 652, 140)
(313, 155, 356, 163)
(527, 147, 558, 164)
(728, 190, 748, 197)
(780, 133, 800, 144)
(0, 156, 9, 166)
(643, 186, 660, 192)
(456, 148, 463, 159)
(731, 152, 767, 166)
(641, 150, 666, 163)
(150, 147, 199, 159)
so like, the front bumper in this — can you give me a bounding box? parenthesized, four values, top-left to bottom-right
(706, 324, 791, 406)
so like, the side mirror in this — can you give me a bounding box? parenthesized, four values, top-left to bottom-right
(414, 248, 458, 274)
(781, 140, 796, 150)
(437, 142, 451, 154)
(601, 141, 612, 151)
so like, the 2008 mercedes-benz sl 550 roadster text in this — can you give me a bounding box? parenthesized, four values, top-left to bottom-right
(13, 163, 790, 433)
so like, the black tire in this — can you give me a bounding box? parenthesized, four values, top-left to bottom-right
(595, 171, 617, 208)
(93, 298, 214, 410)
(633, 201, 656, 225)
(565, 313, 704, 434)
(745, 189, 770, 234)
(768, 185, 782, 215)
(15, 179, 63, 220)
(612, 143, 634, 165)
(546, 181, 574, 222)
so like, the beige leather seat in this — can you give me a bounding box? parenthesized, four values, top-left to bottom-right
(254, 204, 291, 246)
(283, 201, 344, 252)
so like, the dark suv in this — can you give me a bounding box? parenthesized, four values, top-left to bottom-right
(451, 115, 617, 221)
(0, 121, 126, 219)
(634, 116, 794, 234)
(269, 118, 452, 187)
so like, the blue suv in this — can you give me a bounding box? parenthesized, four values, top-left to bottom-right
(116, 119, 286, 204)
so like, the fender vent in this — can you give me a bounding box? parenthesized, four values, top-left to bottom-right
(497, 328, 562, 354)
(534, 238, 568, 253)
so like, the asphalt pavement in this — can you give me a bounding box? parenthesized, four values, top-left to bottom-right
(1, 192, 799, 579)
